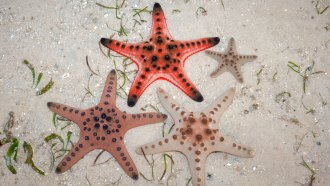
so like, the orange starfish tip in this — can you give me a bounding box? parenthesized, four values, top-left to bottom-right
(212, 37, 220, 44)
(153, 2, 161, 9)
(100, 38, 111, 47)
(194, 95, 204, 102)
(127, 95, 138, 107)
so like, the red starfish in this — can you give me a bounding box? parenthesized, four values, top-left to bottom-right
(101, 3, 220, 107)
(47, 70, 167, 180)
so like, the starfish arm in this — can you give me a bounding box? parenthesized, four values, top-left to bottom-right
(203, 88, 235, 123)
(227, 66, 245, 83)
(168, 71, 204, 102)
(186, 152, 207, 186)
(124, 112, 167, 130)
(180, 37, 220, 61)
(55, 139, 93, 173)
(210, 134, 255, 158)
(105, 143, 139, 180)
(136, 134, 181, 155)
(205, 50, 224, 61)
(205, 50, 229, 78)
(100, 70, 117, 105)
(127, 70, 157, 107)
(47, 102, 84, 125)
(210, 63, 227, 78)
(227, 37, 237, 52)
(151, 3, 171, 37)
(238, 54, 258, 65)
(157, 88, 187, 122)
(100, 38, 143, 62)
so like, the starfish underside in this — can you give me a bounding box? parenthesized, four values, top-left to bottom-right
(101, 3, 220, 107)
(136, 88, 255, 186)
(206, 37, 257, 83)
(47, 70, 167, 179)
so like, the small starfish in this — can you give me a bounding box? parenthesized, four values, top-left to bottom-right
(136, 88, 255, 186)
(47, 70, 167, 180)
(100, 3, 220, 107)
(205, 37, 257, 83)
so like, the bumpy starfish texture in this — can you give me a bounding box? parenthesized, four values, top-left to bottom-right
(136, 88, 255, 186)
(47, 70, 167, 180)
(100, 3, 220, 107)
(206, 38, 257, 83)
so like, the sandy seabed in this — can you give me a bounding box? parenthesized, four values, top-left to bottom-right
(0, 0, 330, 185)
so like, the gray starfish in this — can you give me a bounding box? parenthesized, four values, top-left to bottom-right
(206, 38, 257, 83)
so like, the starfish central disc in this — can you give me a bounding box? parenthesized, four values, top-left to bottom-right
(101, 3, 220, 107)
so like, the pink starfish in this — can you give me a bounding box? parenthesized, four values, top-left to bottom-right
(47, 70, 167, 179)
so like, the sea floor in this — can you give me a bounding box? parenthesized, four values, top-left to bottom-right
(0, 0, 330, 185)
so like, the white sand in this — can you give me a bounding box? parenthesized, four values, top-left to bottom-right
(0, 0, 329, 185)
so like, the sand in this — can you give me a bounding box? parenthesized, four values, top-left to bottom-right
(0, 0, 329, 185)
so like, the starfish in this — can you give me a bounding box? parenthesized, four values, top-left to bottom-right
(205, 37, 257, 83)
(136, 88, 255, 186)
(100, 3, 220, 107)
(47, 70, 167, 180)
